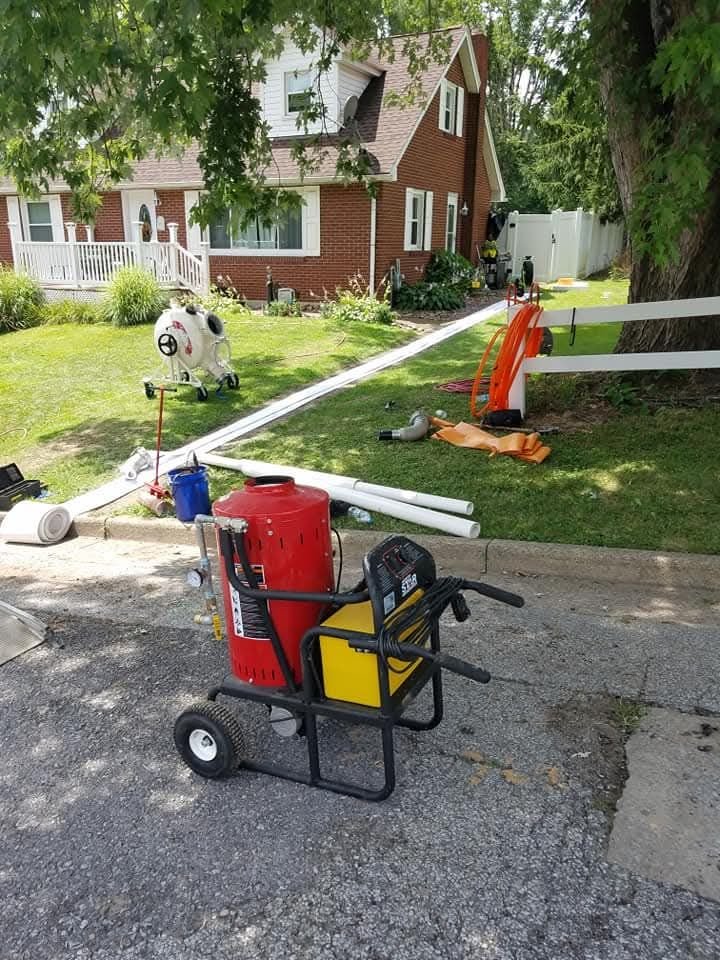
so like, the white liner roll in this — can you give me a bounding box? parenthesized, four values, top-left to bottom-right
(201, 455, 475, 516)
(201, 454, 480, 538)
(0, 501, 73, 545)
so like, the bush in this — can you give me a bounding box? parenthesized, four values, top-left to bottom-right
(40, 299, 102, 325)
(424, 250, 474, 287)
(0, 269, 45, 333)
(267, 299, 302, 317)
(396, 280, 466, 312)
(321, 286, 395, 325)
(101, 267, 167, 327)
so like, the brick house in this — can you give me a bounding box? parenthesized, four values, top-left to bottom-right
(0, 26, 504, 302)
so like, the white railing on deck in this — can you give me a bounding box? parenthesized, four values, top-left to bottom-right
(13, 239, 209, 295)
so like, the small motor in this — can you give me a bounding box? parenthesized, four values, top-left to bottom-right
(145, 304, 239, 401)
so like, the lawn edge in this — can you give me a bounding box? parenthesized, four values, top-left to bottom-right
(57, 513, 720, 590)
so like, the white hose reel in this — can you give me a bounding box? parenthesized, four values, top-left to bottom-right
(144, 304, 239, 401)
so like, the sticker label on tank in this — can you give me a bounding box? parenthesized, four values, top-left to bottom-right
(230, 563, 269, 639)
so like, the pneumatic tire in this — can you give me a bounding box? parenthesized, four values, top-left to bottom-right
(174, 701, 245, 779)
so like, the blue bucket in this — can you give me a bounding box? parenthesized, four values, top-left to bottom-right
(168, 466, 211, 523)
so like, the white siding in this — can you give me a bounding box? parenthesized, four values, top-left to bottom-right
(336, 63, 372, 125)
(263, 39, 340, 137)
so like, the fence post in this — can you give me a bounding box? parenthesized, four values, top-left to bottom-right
(200, 240, 210, 295)
(571, 208, 584, 280)
(85, 224, 95, 242)
(167, 222, 179, 284)
(65, 222, 79, 284)
(506, 304, 527, 416)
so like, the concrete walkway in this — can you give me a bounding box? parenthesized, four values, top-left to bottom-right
(1, 534, 719, 959)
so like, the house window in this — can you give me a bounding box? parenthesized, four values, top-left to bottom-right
(404, 188, 433, 252)
(285, 70, 313, 114)
(439, 79, 464, 136)
(210, 206, 302, 251)
(207, 187, 319, 256)
(26, 201, 53, 242)
(446, 193, 458, 253)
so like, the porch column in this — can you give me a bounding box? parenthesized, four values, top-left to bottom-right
(6, 221, 20, 266)
(134, 220, 144, 269)
(65, 222, 79, 284)
(85, 224, 95, 242)
(167, 222, 179, 284)
(200, 240, 210, 295)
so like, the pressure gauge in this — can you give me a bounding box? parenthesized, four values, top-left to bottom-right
(186, 568, 205, 589)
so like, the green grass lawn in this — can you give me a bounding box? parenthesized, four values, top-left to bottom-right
(0, 310, 410, 501)
(211, 278, 720, 555)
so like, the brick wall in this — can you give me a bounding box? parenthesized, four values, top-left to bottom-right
(156, 190, 188, 247)
(209, 184, 371, 302)
(374, 43, 493, 290)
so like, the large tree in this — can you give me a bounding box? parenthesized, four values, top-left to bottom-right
(590, 0, 720, 351)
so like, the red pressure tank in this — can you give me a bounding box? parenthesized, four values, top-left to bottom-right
(213, 476, 334, 687)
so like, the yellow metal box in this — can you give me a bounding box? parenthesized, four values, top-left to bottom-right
(319, 596, 425, 707)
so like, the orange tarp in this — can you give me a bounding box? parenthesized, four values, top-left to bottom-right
(430, 418, 551, 464)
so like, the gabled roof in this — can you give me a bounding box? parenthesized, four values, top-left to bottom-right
(0, 26, 505, 196)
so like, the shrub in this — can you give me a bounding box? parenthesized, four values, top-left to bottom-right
(396, 281, 466, 312)
(321, 287, 395, 325)
(424, 250, 474, 288)
(267, 299, 302, 317)
(0, 269, 45, 333)
(40, 299, 102, 325)
(101, 267, 167, 327)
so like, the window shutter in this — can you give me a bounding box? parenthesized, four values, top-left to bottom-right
(184, 191, 203, 254)
(49, 195, 64, 242)
(404, 188, 415, 250)
(455, 86, 464, 136)
(423, 191, 434, 251)
(302, 187, 320, 255)
(438, 79, 447, 130)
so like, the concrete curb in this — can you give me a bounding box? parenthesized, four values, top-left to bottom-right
(69, 513, 720, 590)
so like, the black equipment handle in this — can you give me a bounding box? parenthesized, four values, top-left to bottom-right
(462, 580, 524, 608)
(393, 644, 491, 685)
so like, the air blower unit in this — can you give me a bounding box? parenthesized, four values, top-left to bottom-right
(143, 304, 239, 401)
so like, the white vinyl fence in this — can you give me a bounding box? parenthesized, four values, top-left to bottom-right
(498, 208, 624, 282)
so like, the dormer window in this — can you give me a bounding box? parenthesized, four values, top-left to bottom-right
(439, 79, 464, 136)
(285, 70, 313, 114)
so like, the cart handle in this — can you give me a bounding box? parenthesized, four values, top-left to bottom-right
(461, 580, 524, 608)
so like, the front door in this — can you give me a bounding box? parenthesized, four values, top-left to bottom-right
(123, 190, 157, 242)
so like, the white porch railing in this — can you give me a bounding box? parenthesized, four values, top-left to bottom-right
(10, 221, 209, 296)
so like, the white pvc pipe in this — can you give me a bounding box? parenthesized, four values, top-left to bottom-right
(201, 454, 475, 516)
(202, 455, 480, 538)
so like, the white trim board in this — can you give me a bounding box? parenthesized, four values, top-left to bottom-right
(65, 301, 505, 518)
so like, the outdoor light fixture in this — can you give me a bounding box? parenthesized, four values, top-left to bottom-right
(460, 201, 469, 216)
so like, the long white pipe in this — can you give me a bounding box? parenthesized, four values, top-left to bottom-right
(201, 454, 474, 516)
(202, 455, 480, 538)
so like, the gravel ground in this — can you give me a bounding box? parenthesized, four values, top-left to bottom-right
(2, 597, 720, 960)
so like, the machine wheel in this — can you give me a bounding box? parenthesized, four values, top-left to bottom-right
(196, 385, 209, 402)
(174, 701, 245, 779)
(180, 371, 191, 383)
(227, 373, 240, 390)
(144, 381, 156, 400)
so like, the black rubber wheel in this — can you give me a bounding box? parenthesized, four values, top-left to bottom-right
(174, 701, 245, 779)
(227, 373, 240, 389)
(180, 371, 190, 383)
(196, 385, 209, 401)
(144, 381, 155, 399)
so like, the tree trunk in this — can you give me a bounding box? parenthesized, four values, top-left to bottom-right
(593, 0, 720, 353)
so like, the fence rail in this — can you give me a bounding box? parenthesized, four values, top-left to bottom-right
(13, 239, 209, 295)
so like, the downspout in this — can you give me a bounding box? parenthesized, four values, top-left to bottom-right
(369, 194, 377, 293)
